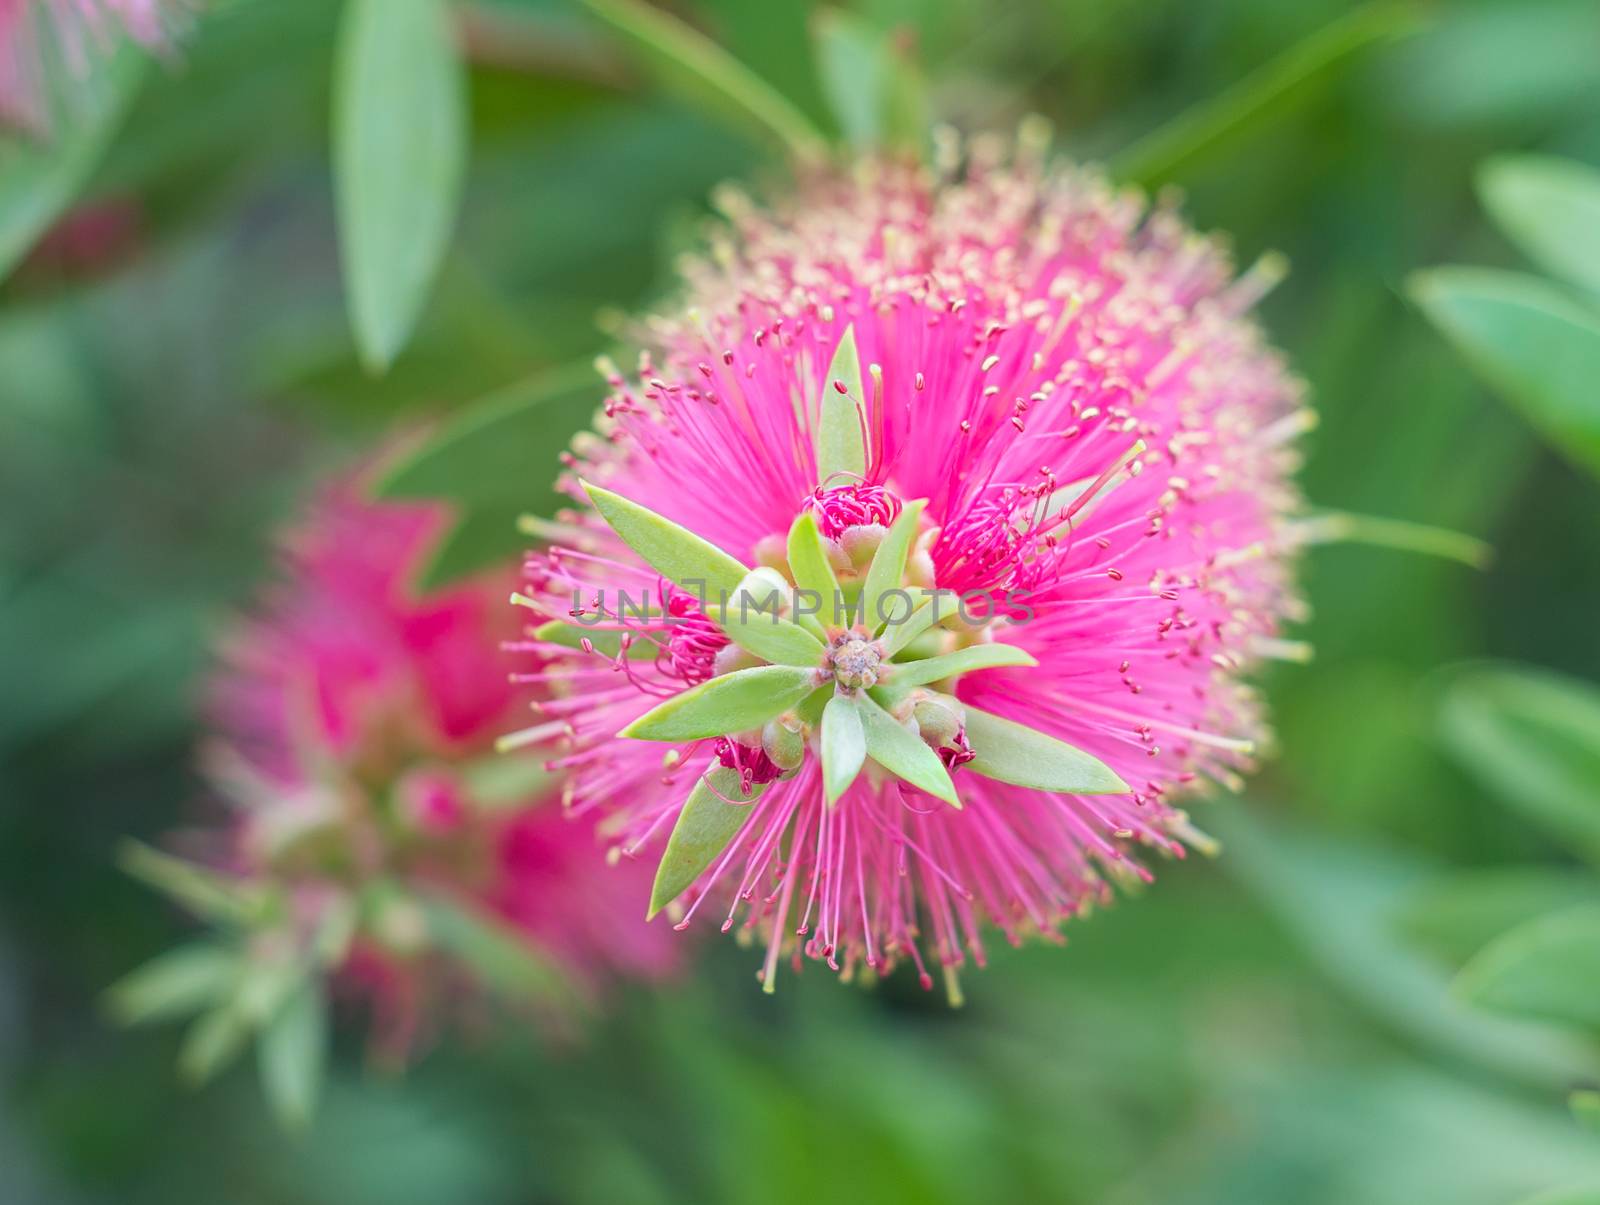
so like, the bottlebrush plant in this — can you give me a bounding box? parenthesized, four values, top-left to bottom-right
(107, 473, 677, 1129)
(373, 3, 1479, 1000)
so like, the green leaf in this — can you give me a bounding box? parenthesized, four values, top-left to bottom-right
(333, 0, 468, 372)
(104, 945, 239, 1027)
(1409, 267, 1600, 479)
(577, 0, 825, 164)
(619, 665, 818, 742)
(648, 766, 768, 919)
(1438, 665, 1600, 863)
(964, 708, 1129, 795)
(1113, 3, 1423, 189)
(815, 325, 867, 488)
(258, 979, 328, 1132)
(821, 694, 867, 805)
(859, 500, 925, 636)
(372, 363, 600, 589)
(1455, 905, 1600, 1029)
(582, 481, 749, 604)
(178, 1005, 252, 1087)
(720, 571, 826, 667)
(811, 9, 927, 154)
(879, 591, 953, 657)
(1479, 154, 1600, 301)
(118, 841, 259, 926)
(0, 48, 148, 284)
(1299, 510, 1491, 569)
(858, 693, 959, 807)
(886, 643, 1036, 688)
(419, 893, 574, 1005)
(1396, 868, 1600, 965)
(785, 512, 843, 628)
(1213, 803, 1600, 1092)
(457, 752, 560, 812)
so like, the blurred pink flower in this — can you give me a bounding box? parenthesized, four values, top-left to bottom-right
(0, 0, 174, 134)
(513, 135, 1311, 995)
(199, 473, 677, 1057)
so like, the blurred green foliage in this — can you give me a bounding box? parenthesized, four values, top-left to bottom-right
(3, 0, 1600, 1202)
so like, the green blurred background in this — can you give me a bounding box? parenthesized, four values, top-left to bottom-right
(4, 0, 1600, 1201)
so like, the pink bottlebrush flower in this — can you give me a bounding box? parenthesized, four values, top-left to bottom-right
(190, 472, 677, 1059)
(0, 0, 176, 134)
(512, 132, 1311, 997)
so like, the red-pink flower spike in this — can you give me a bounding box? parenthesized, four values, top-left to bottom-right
(201, 478, 677, 1056)
(515, 135, 1310, 997)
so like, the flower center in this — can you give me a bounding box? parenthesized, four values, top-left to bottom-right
(828, 634, 883, 691)
(805, 481, 901, 539)
(662, 582, 728, 683)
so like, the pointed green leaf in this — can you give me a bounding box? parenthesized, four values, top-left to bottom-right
(532, 620, 659, 661)
(880, 591, 955, 656)
(1301, 511, 1491, 569)
(964, 707, 1129, 795)
(858, 693, 959, 807)
(860, 500, 926, 635)
(795, 683, 833, 727)
(1113, 3, 1422, 189)
(419, 892, 575, 1005)
(1479, 154, 1600, 301)
(178, 1005, 252, 1087)
(258, 979, 328, 1132)
(811, 9, 927, 155)
(1454, 905, 1600, 1029)
(458, 752, 559, 812)
(813, 10, 883, 149)
(0, 47, 148, 284)
(1409, 267, 1600, 479)
(887, 643, 1037, 688)
(619, 665, 818, 742)
(104, 945, 239, 1027)
(720, 571, 826, 667)
(1212, 804, 1600, 1092)
(372, 363, 600, 588)
(583, 481, 749, 603)
(821, 694, 867, 804)
(334, 0, 468, 372)
(577, 0, 825, 163)
(786, 512, 842, 633)
(118, 841, 259, 926)
(648, 766, 769, 919)
(1438, 665, 1600, 863)
(1397, 868, 1600, 964)
(816, 325, 867, 487)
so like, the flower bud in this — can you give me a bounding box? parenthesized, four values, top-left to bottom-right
(713, 643, 763, 676)
(369, 884, 430, 955)
(245, 787, 342, 871)
(912, 692, 966, 749)
(905, 527, 940, 589)
(395, 768, 466, 835)
(732, 566, 792, 621)
(752, 534, 789, 574)
(839, 523, 887, 570)
(761, 716, 807, 771)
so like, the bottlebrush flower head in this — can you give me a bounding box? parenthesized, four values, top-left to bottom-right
(512, 129, 1312, 998)
(113, 472, 676, 1097)
(0, 0, 178, 134)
